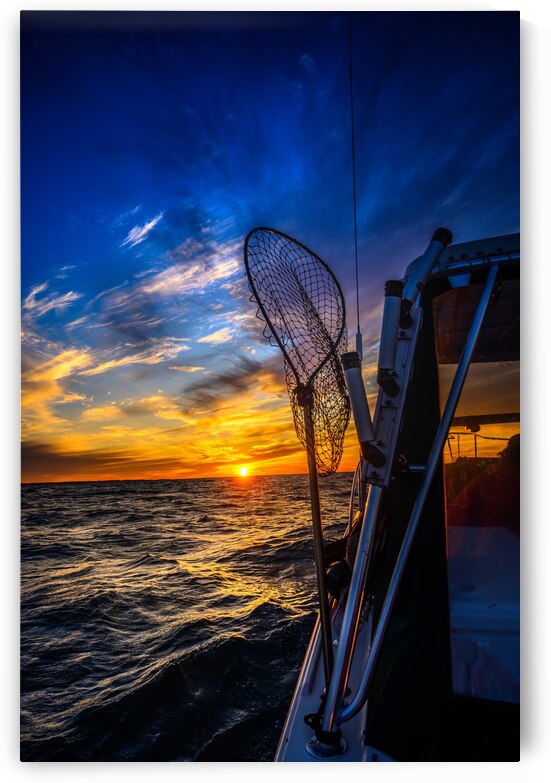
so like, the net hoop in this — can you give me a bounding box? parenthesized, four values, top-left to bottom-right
(244, 227, 350, 475)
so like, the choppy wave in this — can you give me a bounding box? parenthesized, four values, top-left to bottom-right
(21, 473, 353, 761)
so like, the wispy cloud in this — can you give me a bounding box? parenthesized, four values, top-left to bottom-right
(139, 238, 240, 296)
(21, 348, 93, 441)
(120, 212, 164, 248)
(21, 335, 193, 441)
(114, 204, 142, 226)
(168, 365, 204, 372)
(80, 337, 190, 377)
(81, 404, 124, 423)
(65, 315, 92, 331)
(197, 326, 234, 345)
(22, 283, 82, 318)
(140, 257, 239, 296)
(299, 53, 317, 78)
(55, 264, 78, 280)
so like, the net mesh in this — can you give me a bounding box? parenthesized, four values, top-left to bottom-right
(244, 228, 350, 475)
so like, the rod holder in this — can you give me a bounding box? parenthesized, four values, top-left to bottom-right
(377, 280, 403, 397)
(400, 227, 453, 328)
(341, 352, 385, 467)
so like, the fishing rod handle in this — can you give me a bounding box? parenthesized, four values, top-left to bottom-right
(341, 352, 385, 467)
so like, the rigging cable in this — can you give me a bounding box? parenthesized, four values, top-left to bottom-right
(348, 11, 363, 359)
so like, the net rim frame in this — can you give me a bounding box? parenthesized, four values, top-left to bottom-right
(243, 226, 348, 390)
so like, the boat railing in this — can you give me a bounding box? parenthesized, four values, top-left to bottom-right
(311, 260, 502, 754)
(341, 262, 500, 727)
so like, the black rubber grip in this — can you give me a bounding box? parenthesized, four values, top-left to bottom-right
(384, 279, 404, 297)
(361, 441, 386, 467)
(341, 351, 361, 370)
(432, 227, 453, 246)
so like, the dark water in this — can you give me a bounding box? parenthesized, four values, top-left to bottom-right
(21, 473, 353, 761)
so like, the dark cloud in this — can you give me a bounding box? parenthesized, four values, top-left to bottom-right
(179, 354, 284, 415)
(248, 441, 300, 461)
(97, 289, 171, 344)
(21, 441, 224, 483)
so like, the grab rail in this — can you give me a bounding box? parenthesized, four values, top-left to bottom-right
(339, 262, 500, 725)
(320, 485, 383, 734)
(346, 460, 364, 535)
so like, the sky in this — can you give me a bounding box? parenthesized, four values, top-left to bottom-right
(20, 10, 520, 483)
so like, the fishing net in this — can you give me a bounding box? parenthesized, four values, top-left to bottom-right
(244, 227, 350, 475)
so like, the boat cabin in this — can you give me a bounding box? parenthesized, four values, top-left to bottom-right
(275, 232, 520, 762)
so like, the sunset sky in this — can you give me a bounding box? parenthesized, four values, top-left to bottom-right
(21, 11, 519, 483)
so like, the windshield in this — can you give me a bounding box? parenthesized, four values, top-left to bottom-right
(433, 275, 519, 704)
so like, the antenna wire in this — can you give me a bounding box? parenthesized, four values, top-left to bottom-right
(348, 12, 362, 356)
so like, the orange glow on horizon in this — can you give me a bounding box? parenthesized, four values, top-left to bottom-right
(20, 338, 378, 483)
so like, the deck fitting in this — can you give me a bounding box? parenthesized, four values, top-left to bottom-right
(305, 734, 347, 759)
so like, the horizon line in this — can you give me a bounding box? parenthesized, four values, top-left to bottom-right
(21, 469, 356, 486)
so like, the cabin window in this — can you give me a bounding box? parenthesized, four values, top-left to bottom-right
(433, 277, 519, 704)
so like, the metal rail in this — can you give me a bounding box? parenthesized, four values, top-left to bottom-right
(347, 460, 362, 536)
(339, 262, 500, 724)
(320, 485, 383, 733)
(434, 251, 519, 279)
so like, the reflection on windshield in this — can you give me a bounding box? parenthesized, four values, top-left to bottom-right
(446, 433, 519, 535)
(439, 360, 519, 462)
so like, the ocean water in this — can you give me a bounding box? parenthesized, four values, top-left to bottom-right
(20, 473, 353, 761)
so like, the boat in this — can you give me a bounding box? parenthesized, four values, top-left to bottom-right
(243, 227, 520, 762)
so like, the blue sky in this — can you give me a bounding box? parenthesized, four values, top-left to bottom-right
(20, 11, 519, 481)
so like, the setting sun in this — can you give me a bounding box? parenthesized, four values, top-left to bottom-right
(238, 466, 249, 477)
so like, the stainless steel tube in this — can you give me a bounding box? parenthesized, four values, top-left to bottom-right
(342, 354, 376, 442)
(402, 228, 453, 305)
(438, 251, 519, 278)
(342, 352, 385, 466)
(321, 485, 383, 733)
(378, 280, 403, 373)
(340, 262, 500, 723)
(347, 461, 362, 535)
